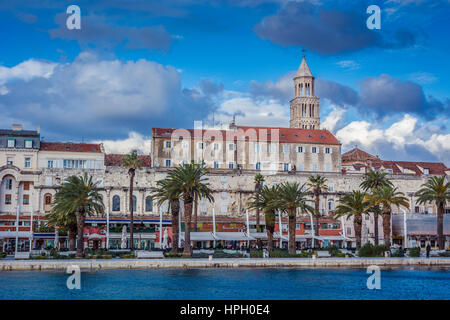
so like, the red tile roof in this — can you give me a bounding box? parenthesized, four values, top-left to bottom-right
(105, 154, 151, 167)
(152, 126, 340, 145)
(342, 147, 378, 163)
(40, 142, 103, 153)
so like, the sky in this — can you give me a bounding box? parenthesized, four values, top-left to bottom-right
(0, 0, 449, 165)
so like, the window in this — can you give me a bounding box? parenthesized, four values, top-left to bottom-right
(325, 147, 331, 154)
(328, 201, 335, 211)
(254, 144, 261, 153)
(24, 157, 31, 168)
(182, 142, 189, 149)
(23, 181, 30, 191)
(23, 194, 29, 205)
(213, 161, 220, 169)
(228, 162, 234, 169)
(325, 164, 331, 172)
(347, 227, 351, 235)
(47, 160, 54, 168)
(311, 147, 317, 153)
(415, 206, 420, 213)
(328, 183, 334, 192)
(386, 169, 393, 174)
(164, 141, 172, 148)
(424, 168, 429, 175)
(132, 196, 137, 212)
(312, 164, 318, 172)
(255, 162, 261, 170)
(283, 145, 289, 153)
(283, 163, 289, 171)
(297, 146, 303, 153)
(25, 140, 33, 148)
(145, 196, 153, 212)
(213, 143, 220, 150)
(221, 205, 228, 213)
(5, 178, 13, 190)
(5, 194, 12, 205)
(7, 139, 15, 148)
(228, 143, 236, 151)
(45, 194, 52, 205)
(269, 144, 276, 153)
(112, 195, 120, 212)
(197, 142, 204, 150)
(7, 157, 13, 165)
(165, 159, 172, 167)
(297, 163, 304, 171)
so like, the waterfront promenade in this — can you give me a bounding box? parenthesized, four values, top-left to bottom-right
(1, 257, 450, 271)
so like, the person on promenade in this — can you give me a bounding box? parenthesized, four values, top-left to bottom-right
(426, 243, 431, 258)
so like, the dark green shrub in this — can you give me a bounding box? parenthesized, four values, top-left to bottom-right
(327, 245, 340, 257)
(120, 254, 135, 259)
(0, 252, 6, 259)
(164, 252, 184, 258)
(408, 247, 421, 257)
(358, 243, 390, 257)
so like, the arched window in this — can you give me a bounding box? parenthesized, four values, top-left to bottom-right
(44, 193, 52, 212)
(145, 196, 153, 212)
(132, 195, 137, 212)
(112, 195, 120, 212)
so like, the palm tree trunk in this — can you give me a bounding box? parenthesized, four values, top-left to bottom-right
(256, 209, 263, 248)
(183, 198, 193, 257)
(437, 203, 444, 250)
(315, 192, 320, 248)
(354, 219, 362, 250)
(129, 170, 135, 250)
(75, 211, 85, 258)
(288, 211, 296, 254)
(374, 211, 379, 245)
(382, 211, 391, 247)
(68, 226, 76, 251)
(267, 225, 274, 252)
(171, 199, 180, 253)
(193, 194, 198, 233)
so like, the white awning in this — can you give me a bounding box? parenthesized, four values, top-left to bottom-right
(0, 231, 31, 239)
(295, 235, 312, 242)
(180, 232, 216, 241)
(313, 235, 349, 241)
(88, 233, 103, 240)
(214, 232, 256, 241)
(249, 232, 288, 241)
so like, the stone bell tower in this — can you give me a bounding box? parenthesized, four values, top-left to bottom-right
(289, 56, 320, 129)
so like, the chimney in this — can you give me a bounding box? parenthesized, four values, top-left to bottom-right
(37, 125, 41, 134)
(12, 124, 23, 131)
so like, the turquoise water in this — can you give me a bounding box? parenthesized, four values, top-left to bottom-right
(0, 267, 449, 300)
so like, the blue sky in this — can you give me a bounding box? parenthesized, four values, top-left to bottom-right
(0, 0, 449, 164)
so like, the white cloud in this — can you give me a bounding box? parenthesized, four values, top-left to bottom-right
(0, 59, 56, 85)
(95, 131, 151, 154)
(321, 105, 346, 132)
(336, 60, 360, 71)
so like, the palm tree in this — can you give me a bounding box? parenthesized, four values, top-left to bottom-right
(276, 182, 313, 254)
(52, 174, 104, 257)
(415, 175, 450, 250)
(334, 191, 372, 250)
(167, 161, 214, 257)
(307, 174, 328, 246)
(253, 173, 265, 248)
(368, 186, 410, 247)
(249, 185, 279, 251)
(151, 178, 181, 252)
(121, 151, 144, 250)
(360, 171, 393, 245)
(46, 209, 77, 251)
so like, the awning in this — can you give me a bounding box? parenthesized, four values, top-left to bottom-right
(87, 233, 103, 240)
(295, 235, 312, 242)
(214, 232, 256, 241)
(313, 235, 349, 241)
(180, 232, 216, 241)
(0, 231, 31, 239)
(249, 232, 288, 241)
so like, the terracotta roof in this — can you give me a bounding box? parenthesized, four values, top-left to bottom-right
(40, 142, 102, 153)
(374, 160, 448, 175)
(342, 147, 378, 163)
(105, 154, 151, 167)
(152, 126, 340, 145)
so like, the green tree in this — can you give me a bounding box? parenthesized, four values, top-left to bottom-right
(368, 186, 410, 247)
(276, 182, 313, 254)
(360, 171, 393, 245)
(46, 208, 77, 251)
(415, 175, 450, 250)
(307, 174, 328, 246)
(253, 173, 265, 248)
(167, 161, 214, 257)
(334, 191, 372, 250)
(52, 174, 104, 257)
(151, 178, 181, 252)
(121, 151, 144, 250)
(249, 185, 280, 251)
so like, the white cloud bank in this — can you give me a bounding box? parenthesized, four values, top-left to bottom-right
(95, 131, 151, 154)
